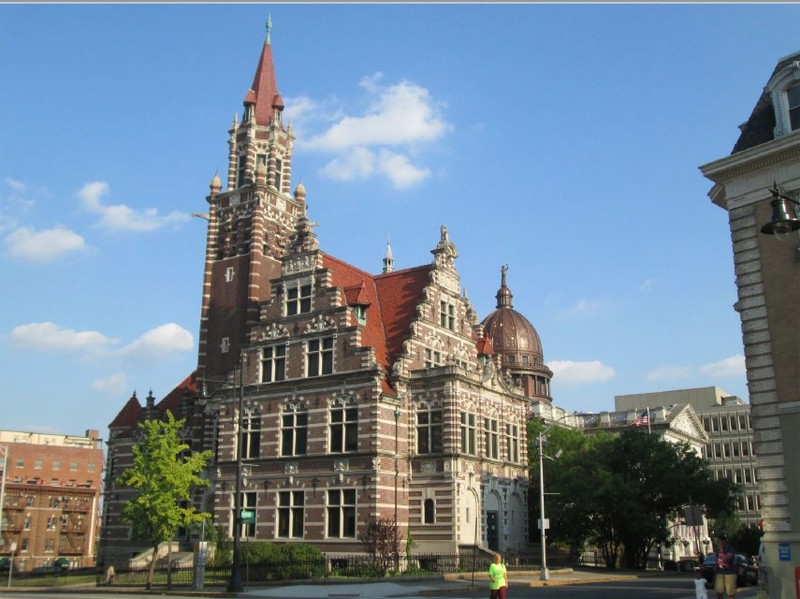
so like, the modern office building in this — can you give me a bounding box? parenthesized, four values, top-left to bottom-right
(615, 387, 761, 527)
(700, 51, 800, 598)
(0, 429, 104, 572)
(531, 401, 712, 563)
(100, 21, 553, 564)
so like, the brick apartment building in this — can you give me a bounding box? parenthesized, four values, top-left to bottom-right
(100, 21, 552, 564)
(0, 429, 104, 572)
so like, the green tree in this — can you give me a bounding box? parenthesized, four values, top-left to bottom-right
(118, 410, 213, 589)
(532, 425, 738, 570)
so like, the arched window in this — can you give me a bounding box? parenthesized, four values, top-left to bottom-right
(424, 498, 435, 524)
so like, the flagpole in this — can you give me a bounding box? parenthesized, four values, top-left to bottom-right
(646, 406, 651, 435)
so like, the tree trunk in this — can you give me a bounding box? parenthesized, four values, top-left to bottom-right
(167, 542, 173, 589)
(147, 544, 158, 590)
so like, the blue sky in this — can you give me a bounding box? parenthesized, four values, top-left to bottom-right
(2, 3, 798, 437)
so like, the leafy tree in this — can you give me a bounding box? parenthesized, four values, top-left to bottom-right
(729, 523, 763, 558)
(531, 425, 738, 570)
(118, 410, 213, 589)
(358, 517, 402, 575)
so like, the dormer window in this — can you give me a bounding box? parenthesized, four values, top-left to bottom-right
(353, 305, 367, 325)
(788, 84, 800, 130)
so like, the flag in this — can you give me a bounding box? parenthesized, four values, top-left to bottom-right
(633, 409, 649, 426)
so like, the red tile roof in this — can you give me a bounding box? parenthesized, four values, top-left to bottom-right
(245, 39, 281, 127)
(343, 280, 372, 307)
(107, 371, 198, 431)
(323, 254, 432, 391)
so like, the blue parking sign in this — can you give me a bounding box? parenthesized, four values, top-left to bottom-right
(778, 543, 791, 561)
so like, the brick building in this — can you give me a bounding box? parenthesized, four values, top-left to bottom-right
(100, 21, 551, 564)
(0, 429, 103, 572)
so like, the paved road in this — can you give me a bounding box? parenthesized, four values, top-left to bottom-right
(0, 572, 765, 599)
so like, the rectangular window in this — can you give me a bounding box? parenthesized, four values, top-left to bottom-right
(485, 418, 499, 459)
(70, 463, 77, 471)
(225, 266, 235, 283)
(23, 515, 31, 530)
(714, 443, 722, 458)
(286, 283, 312, 316)
(460, 412, 476, 455)
(723, 444, 731, 458)
(307, 337, 334, 376)
(88, 464, 96, 473)
(742, 442, 750, 457)
(417, 408, 443, 454)
(53, 461, 60, 470)
(330, 402, 358, 453)
(326, 489, 356, 538)
(20, 538, 28, 552)
(506, 424, 520, 463)
(234, 492, 257, 538)
(34, 460, 42, 469)
(703, 418, 710, 432)
(47, 516, 57, 531)
(739, 414, 748, 430)
(277, 490, 304, 538)
(45, 538, 55, 553)
(261, 344, 287, 382)
(732, 443, 740, 458)
(721, 417, 728, 432)
(282, 410, 308, 456)
(274, 157, 283, 190)
(424, 349, 442, 368)
(15, 459, 23, 468)
(221, 337, 230, 353)
(237, 154, 247, 188)
(439, 300, 456, 330)
(241, 412, 261, 459)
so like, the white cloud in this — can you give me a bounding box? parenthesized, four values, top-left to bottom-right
(700, 354, 746, 378)
(116, 323, 194, 360)
(306, 76, 449, 150)
(548, 359, 615, 386)
(92, 372, 129, 395)
(4, 225, 86, 263)
(647, 365, 692, 381)
(558, 298, 605, 320)
(319, 147, 430, 188)
(9, 322, 117, 354)
(5, 178, 26, 192)
(78, 181, 190, 232)
(298, 74, 450, 189)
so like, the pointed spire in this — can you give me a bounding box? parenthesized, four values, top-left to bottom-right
(496, 264, 513, 309)
(244, 17, 281, 126)
(383, 237, 395, 273)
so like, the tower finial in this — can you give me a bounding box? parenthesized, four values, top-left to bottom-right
(266, 15, 272, 44)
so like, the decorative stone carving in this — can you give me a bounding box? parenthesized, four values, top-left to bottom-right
(420, 460, 436, 474)
(304, 315, 337, 334)
(285, 462, 299, 475)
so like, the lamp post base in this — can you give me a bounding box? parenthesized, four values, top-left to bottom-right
(540, 567, 550, 581)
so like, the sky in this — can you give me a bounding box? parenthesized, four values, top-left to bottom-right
(2, 3, 799, 438)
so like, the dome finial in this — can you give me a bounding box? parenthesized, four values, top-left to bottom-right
(496, 264, 513, 309)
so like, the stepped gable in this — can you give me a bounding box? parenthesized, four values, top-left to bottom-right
(374, 265, 432, 366)
(323, 253, 432, 389)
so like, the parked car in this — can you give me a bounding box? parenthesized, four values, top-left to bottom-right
(700, 553, 757, 588)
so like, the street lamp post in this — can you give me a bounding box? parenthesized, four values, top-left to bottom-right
(227, 359, 245, 593)
(537, 431, 549, 581)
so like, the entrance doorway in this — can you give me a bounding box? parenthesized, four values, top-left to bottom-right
(486, 511, 499, 551)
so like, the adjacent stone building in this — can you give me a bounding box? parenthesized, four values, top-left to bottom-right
(700, 51, 800, 598)
(0, 430, 104, 572)
(100, 22, 551, 564)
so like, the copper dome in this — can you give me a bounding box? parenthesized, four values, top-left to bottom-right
(481, 266, 545, 369)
